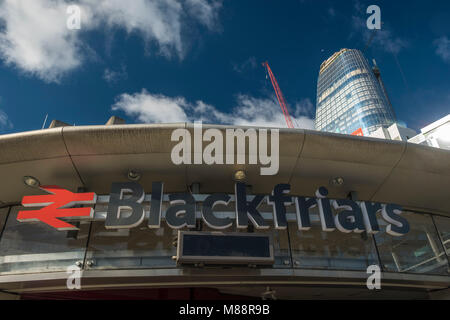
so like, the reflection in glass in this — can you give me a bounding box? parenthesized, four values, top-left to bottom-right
(85, 221, 177, 269)
(0, 207, 9, 235)
(0, 201, 448, 277)
(431, 216, 450, 264)
(0, 206, 90, 274)
(288, 206, 379, 270)
(374, 212, 448, 275)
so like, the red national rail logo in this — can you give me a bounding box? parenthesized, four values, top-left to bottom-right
(17, 186, 97, 230)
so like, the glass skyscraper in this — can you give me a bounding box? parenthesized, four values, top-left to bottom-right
(315, 49, 396, 136)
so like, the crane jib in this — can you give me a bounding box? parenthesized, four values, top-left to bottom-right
(262, 62, 295, 129)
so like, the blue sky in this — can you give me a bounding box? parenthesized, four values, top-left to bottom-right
(0, 0, 448, 134)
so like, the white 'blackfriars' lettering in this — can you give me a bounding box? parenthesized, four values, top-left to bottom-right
(105, 182, 409, 237)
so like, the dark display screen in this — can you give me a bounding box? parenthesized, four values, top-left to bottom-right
(182, 233, 271, 258)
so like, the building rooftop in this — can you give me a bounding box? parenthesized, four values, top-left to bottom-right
(0, 122, 449, 216)
(319, 48, 349, 74)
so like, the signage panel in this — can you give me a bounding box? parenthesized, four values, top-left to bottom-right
(17, 182, 410, 237)
(177, 231, 274, 265)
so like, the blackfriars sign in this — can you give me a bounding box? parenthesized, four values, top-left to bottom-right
(17, 182, 410, 236)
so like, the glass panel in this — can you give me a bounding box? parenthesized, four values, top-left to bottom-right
(0, 206, 90, 275)
(288, 206, 379, 270)
(84, 197, 291, 270)
(432, 215, 450, 263)
(0, 206, 10, 235)
(85, 221, 178, 270)
(374, 212, 448, 275)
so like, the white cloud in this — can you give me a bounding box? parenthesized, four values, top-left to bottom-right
(82, 0, 185, 57)
(112, 90, 190, 123)
(184, 0, 222, 30)
(0, 109, 12, 130)
(0, 0, 83, 82)
(0, 0, 221, 82)
(351, 15, 407, 54)
(372, 29, 407, 55)
(232, 56, 257, 73)
(293, 98, 315, 118)
(434, 36, 450, 63)
(103, 65, 127, 83)
(112, 89, 316, 129)
(231, 95, 315, 129)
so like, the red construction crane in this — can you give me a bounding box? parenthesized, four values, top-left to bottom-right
(262, 61, 295, 129)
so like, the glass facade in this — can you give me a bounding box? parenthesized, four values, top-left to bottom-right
(85, 222, 178, 270)
(0, 206, 90, 274)
(433, 216, 450, 259)
(288, 207, 379, 271)
(315, 49, 396, 136)
(374, 212, 448, 275)
(0, 201, 448, 277)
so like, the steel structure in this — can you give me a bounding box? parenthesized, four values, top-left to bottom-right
(262, 61, 295, 128)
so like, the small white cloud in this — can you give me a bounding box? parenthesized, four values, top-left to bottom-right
(184, 0, 222, 30)
(434, 36, 450, 63)
(103, 65, 127, 84)
(232, 95, 315, 129)
(351, 15, 407, 54)
(293, 98, 315, 117)
(0, 109, 12, 130)
(112, 90, 189, 123)
(111, 90, 316, 129)
(232, 56, 258, 73)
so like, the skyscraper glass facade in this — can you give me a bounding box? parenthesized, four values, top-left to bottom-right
(315, 49, 396, 136)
